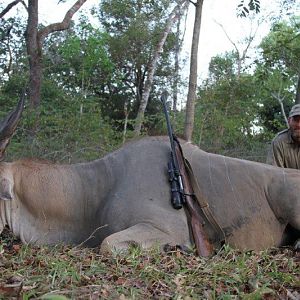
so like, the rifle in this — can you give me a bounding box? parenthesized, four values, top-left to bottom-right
(160, 92, 215, 257)
(160, 92, 184, 209)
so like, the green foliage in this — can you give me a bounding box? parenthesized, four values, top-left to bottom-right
(208, 53, 237, 83)
(255, 18, 300, 133)
(94, 0, 180, 130)
(1, 1, 299, 161)
(44, 21, 114, 96)
(1, 81, 122, 163)
(1, 1, 183, 143)
(188, 17, 299, 158)
(193, 52, 266, 158)
(260, 18, 300, 75)
(0, 15, 27, 80)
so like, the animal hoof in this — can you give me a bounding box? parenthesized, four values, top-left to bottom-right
(163, 243, 193, 254)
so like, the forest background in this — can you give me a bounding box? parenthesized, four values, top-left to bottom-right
(0, 1, 300, 298)
(0, 0, 299, 164)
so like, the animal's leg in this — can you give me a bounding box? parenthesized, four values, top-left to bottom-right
(100, 222, 185, 254)
(281, 224, 300, 246)
(289, 209, 300, 250)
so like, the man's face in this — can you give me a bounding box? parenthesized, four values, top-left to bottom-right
(288, 115, 300, 143)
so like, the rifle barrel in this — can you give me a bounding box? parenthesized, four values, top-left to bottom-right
(160, 93, 176, 152)
(160, 92, 184, 209)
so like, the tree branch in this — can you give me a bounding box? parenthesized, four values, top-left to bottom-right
(214, 20, 239, 54)
(271, 92, 288, 126)
(38, 0, 87, 42)
(0, 0, 23, 19)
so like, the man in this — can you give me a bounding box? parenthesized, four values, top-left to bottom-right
(267, 104, 300, 169)
(267, 104, 300, 249)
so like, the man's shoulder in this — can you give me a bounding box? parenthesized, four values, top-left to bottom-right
(272, 129, 290, 144)
(276, 128, 289, 137)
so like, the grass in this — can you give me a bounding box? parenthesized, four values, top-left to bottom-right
(0, 229, 299, 299)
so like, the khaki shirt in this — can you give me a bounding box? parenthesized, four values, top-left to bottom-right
(266, 129, 300, 169)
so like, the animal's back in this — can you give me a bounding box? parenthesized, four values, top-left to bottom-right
(182, 143, 289, 249)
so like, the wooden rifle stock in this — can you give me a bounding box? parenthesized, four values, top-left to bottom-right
(160, 92, 214, 257)
(174, 143, 214, 257)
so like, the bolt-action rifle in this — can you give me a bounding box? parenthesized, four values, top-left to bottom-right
(160, 92, 184, 210)
(160, 91, 215, 257)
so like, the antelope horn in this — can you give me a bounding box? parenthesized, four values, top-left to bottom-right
(0, 93, 25, 160)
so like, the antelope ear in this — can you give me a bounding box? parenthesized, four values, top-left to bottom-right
(0, 177, 13, 201)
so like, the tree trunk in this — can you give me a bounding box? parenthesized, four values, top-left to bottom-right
(173, 10, 181, 112)
(122, 100, 129, 144)
(172, 2, 188, 112)
(133, 0, 188, 136)
(26, 0, 41, 110)
(27, 0, 88, 108)
(23, 0, 88, 136)
(295, 72, 300, 104)
(184, 0, 204, 142)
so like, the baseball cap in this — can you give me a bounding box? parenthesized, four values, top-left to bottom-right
(289, 104, 300, 117)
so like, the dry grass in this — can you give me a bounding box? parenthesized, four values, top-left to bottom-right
(0, 228, 299, 300)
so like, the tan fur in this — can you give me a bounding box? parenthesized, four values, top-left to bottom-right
(0, 136, 299, 253)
